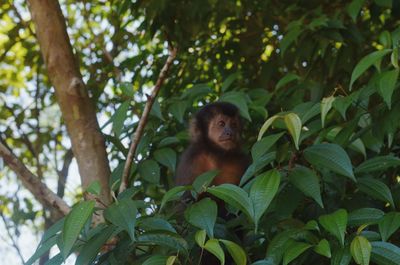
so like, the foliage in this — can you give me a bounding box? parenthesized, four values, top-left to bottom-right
(1, 0, 400, 264)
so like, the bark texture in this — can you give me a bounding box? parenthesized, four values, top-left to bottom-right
(28, 0, 111, 205)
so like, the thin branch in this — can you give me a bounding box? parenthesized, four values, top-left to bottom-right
(119, 46, 177, 194)
(0, 213, 25, 265)
(57, 149, 74, 198)
(0, 141, 70, 217)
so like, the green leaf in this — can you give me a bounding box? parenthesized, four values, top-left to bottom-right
(195, 229, 206, 248)
(284, 113, 302, 150)
(240, 152, 276, 186)
(142, 255, 168, 265)
(249, 169, 281, 230)
(137, 217, 176, 233)
(62, 201, 95, 258)
(166, 256, 177, 265)
(371, 241, 400, 265)
(85, 181, 101, 195)
(288, 166, 323, 208)
(204, 239, 225, 265)
(333, 95, 354, 120)
(160, 186, 189, 211)
(158, 136, 180, 147)
(185, 198, 217, 238)
(251, 132, 284, 160)
(220, 239, 247, 265)
(104, 198, 137, 241)
(221, 72, 239, 92)
(112, 100, 130, 138)
(300, 102, 321, 124)
(304, 143, 355, 182)
(154, 148, 176, 172)
(220, 92, 251, 121)
(169, 101, 188, 123)
(355, 155, 400, 173)
(119, 82, 134, 98)
(350, 49, 392, 90)
(319, 209, 348, 247)
(276, 73, 300, 90)
(192, 170, 219, 193)
(314, 239, 331, 258)
(351, 236, 371, 265)
(321, 96, 335, 128)
(379, 212, 400, 242)
(181, 84, 212, 99)
(346, 0, 366, 21)
(283, 241, 312, 265)
(26, 235, 58, 265)
(138, 232, 188, 252)
(138, 159, 160, 184)
(258, 115, 280, 140)
(377, 69, 399, 109)
(280, 27, 303, 55)
(76, 226, 116, 265)
(357, 178, 395, 208)
(391, 47, 398, 68)
(348, 208, 384, 227)
(332, 246, 352, 265)
(208, 184, 253, 220)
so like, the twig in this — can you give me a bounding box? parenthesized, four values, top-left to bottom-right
(119, 46, 177, 194)
(0, 212, 25, 265)
(0, 141, 70, 217)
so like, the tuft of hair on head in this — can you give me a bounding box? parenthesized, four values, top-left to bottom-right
(189, 102, 239, 143)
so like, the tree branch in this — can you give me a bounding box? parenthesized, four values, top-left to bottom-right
(0, 142, 70, 217)
(119, 46, 177, 194)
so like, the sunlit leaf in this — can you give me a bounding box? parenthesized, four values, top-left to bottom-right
(204, 239, 225, 265)
(350, 236, 371, 265)
(284, 113, 302, 149)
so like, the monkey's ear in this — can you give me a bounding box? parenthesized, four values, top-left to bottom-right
(189, 118, 202, 142)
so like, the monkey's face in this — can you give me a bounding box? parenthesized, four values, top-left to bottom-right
(207, 114, 240, 151)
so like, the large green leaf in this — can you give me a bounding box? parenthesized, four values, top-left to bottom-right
(221, 72, 239, 92)
(350, 236, 371, 265)
(184, 198, 217, 238)
(204, 239, 225, 265)
(104, 198, 137, 241)
(154, 148, 176, 172)
(112, 100, 130, 138)
(321, 96, 335, 128)
(220, 239, 247, 265)
(137, 217, 176, 233)
(251, 132, 284, 160)
(138, 159, 160, 184)
(169, 101, 188, 123)
(159, 186, 189, 211)
(220, 91, 251, 120)
(350, 49, 392, 90)
(208, 184, 253, 220)
(258, 115, 280, 140)
(346, 0, 366, 21)
(283, 240, 312, 265)
(192, 170, 219, 193)
(276, 73, 300, 90)
(62, 201, 95, 258)
(284, 113, 302, 150)
(138, 232, 188, 252)
(355, 155, 400, 173)
(371, 241, 400, 265)
(377, 69, 399, 109)
(332, 246, 352, 265)
(348, 208, 384, 227)
(319, 209, 348, 247)
(288, 166, 323, 208)
(249, 169, 281, 230)
(379, 212, 400, 242)
(304, 143, 355, 181)
(314, 239, 331, 258)
(76, 226, 116, 265)
(142, 255, 168, 265)
(357, 178, 395, 208)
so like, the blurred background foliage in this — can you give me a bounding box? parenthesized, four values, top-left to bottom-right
(1, 0, 400, 264)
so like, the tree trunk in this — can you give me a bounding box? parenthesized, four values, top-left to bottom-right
(27, 0, 111, 205)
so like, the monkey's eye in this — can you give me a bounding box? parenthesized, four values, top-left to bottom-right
(218, 120, 225, 127)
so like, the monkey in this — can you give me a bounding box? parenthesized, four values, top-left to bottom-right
(175, 101, 249, 189)
(175, 102, 249, 265)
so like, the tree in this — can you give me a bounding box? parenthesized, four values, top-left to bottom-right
(1, 0, 400, 264)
